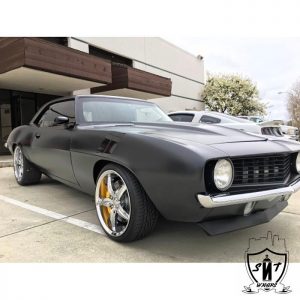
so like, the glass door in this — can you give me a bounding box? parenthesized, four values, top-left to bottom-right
(11, 93, 36, 128)
(0, 90, 56, 155)
(19, 97, 36, 125)
(0, 90, 12, 154)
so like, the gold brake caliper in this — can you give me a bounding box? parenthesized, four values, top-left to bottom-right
(100, 177, 111, 225)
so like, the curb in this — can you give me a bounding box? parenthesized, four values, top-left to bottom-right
(0, 161, 13, 168)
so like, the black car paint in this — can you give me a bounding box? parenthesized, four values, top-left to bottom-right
(6, 95, 300, 228)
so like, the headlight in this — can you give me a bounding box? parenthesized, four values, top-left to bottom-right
(214, 159, 234, 191)
(296, 152, 300, 173)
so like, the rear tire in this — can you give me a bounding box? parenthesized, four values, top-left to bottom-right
(13, 145, 41, 186)
(95, 163, 159, 242)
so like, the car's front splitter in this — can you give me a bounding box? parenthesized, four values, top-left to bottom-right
(198, 200, 287, 235)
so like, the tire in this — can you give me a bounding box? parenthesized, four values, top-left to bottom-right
(13, 145, 41, 186)
(95, 163, 159, 242)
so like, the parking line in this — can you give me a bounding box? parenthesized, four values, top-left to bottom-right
(0, 194, 104, 235)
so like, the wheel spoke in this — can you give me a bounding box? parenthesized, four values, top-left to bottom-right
(115, 185, 127, 200)
(117, 206, 129, 221)
(14, 147, 24, 181)
(110, 209, 117, 232)
(106, 174, 115, 196)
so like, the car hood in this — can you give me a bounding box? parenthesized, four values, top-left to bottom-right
(217, 122, 262, 134)
(80, 122, 268, 145)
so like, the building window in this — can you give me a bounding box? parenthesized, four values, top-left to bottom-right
(0, 90, 12, 154)
(0, 89, 57, 154)
(39, 37, 68, 47)
(36, 93, 58, 110)
(89, 45, 133, 67)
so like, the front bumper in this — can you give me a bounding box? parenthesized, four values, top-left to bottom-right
(197, 179, 300, 208)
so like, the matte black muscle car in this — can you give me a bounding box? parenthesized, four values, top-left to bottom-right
(5, 95, 300, 242)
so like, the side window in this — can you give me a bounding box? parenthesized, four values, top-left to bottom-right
(38, 109, 59, 127)
(38, 100, 75, 128)
(169, 113, 194, 122)
(199, 115, 221, 124)
(51, 101, 75, 119)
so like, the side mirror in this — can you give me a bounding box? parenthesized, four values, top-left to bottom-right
(54, 115, 69, 125)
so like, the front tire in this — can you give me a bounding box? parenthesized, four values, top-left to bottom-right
(95, 164, 159, 242)
(13, 146, 41, 185)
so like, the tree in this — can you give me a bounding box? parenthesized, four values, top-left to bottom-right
(287, 80, 300, 128)
(201, 74, 266, 116)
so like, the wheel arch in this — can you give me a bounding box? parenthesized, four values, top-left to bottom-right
(93, 159, 160, 212)
(12, 143, 17, 152)
(93, 159, 136, 184)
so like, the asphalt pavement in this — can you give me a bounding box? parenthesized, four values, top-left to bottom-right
(0, 167, 299, 262)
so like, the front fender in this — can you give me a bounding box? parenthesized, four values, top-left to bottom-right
(71, 129, 227, 222)
(110, 134, 227, 222)
(6, 125, 34, 158)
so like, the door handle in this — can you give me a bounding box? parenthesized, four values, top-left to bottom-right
(35, 133, 41, 139)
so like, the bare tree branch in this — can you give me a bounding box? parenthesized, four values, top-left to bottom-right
(287, 81, 300, 129)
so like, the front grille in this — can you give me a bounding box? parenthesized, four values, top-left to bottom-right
(261, 127, 284, 137)
(232, 154, 291, 185)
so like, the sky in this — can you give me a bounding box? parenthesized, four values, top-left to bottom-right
(165, 37, 300, 120)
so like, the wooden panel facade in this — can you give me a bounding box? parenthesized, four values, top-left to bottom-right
(0, 38, 25, 74)
(127, 67, 171, 96)
(92, 64, 172, 97)
(0, 38, 111, 84)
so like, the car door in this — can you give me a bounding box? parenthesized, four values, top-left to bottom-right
(29, 100, 77, 184)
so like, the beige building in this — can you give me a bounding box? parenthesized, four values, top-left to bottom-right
(0, 37, 204, 154)
(75, 38, 205, 112)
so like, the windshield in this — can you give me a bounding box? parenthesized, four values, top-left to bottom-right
(249, 117, 264, 123)
(77, 97, 172, 124)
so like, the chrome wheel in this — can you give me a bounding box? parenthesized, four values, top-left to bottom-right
(95, 170, 131, 237)
(14, 146, 24, 181)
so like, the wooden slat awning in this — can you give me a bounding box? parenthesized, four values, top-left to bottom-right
(0, 37, 111, 84)
(91, 64, 172, 99)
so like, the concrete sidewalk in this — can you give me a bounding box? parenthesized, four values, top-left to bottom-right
(0, 166, 299, 262)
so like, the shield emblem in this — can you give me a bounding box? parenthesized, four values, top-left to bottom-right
(246, 248, 288, 291)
